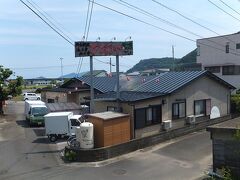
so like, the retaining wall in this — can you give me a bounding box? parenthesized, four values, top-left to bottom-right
(65, 115, 232, 162)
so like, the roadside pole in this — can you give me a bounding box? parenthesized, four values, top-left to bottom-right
(90, 56, 94, 113)
(116, 55, 120, 112)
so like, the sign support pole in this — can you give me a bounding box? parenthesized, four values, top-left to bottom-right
(90, 56, 94, 113)
(116, 55, 120, 112)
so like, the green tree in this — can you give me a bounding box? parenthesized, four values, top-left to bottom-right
(0, 65, 23, 114)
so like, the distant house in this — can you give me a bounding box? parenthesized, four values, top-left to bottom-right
(197, 32, 240, 90)
(41, 75, 158, 106)
(24, 77, 63, 86)
(94, 71, 235, 139)
(140, 68, 170, 76)
(82, 70, 107, 77)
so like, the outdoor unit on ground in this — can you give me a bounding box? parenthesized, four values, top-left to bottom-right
(186, 115, 196, 125)
(162, 120, 172, 130)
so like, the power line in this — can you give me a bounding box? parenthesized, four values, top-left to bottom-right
(111, 0, 239, 55)
(11, 64, 79, 70)
(151, 0, 237, 44)
(209, 0, 240, 23)
(89, 0, 240, 57)
(219, 0, 240, 17)
(19, 0, 74, 46)
(27, 0, 79, 40)
(76, 0, 95, 77)
(86, 0, 95, 40)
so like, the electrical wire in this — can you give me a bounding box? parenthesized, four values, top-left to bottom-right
(112, 0, 240, 55)
(152, 0, 237, 44)
(27, 0, 79, 40)
(19, 0, 74, 46)
(209, 0, 240, 23)
(76, 1, 92, 77)
(89, 0, 240, 57)
(219, 0, 240, 17)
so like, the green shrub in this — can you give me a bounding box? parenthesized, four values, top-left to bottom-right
(231, 94, 240, 113)
(64, 150, 77, 161)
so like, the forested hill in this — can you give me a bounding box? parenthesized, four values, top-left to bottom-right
(127, 49, 198, 73)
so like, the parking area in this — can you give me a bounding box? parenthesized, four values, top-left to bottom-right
(0, 101, 212, 180)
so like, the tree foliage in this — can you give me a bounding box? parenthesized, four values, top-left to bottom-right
(126, 49, 200, 73)
(0, 65, 23, 114)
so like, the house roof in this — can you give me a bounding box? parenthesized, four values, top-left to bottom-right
(82, 70, 106, 77)
(75, 75, 158, 93)
(95, 91, 165, 102)
(76, 76, 117, 93)
(134, 71, 235, 94)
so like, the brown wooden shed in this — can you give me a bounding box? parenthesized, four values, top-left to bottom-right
(88, 111, 131, 148)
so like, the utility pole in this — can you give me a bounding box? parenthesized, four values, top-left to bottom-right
(110, 58, 112, 73)
(172, 45, 175, 71)
(116, 55, 120, 112)
(60, 57, 63, 82)
(90, 56, 94, 113)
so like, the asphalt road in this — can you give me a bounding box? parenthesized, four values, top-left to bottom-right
(0, 101, 212, 180)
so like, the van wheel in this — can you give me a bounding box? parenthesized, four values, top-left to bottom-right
(37, 97, 40, 100)
(49, 135, 58, 142)
(25, 98, 28, 101)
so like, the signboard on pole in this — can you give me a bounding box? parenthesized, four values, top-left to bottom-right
(75, 41, 133, 57)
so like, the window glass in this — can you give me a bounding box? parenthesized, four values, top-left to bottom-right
(32, 107, 48, 116)
(226, 43, 229, 53)
(197, 45, 200, 56)
(222, 65, 240, 75)
(70, 119, 80, 126)
(107, 106, 117, 112)
(152, 106, 161, 123)
(179, 103, 186, 118)
(236, 43, 240, 49)
(172, 102, 185, 119)
(173, 103, 178, 117)
(205, 66, 220, 73)
(146, 108, 152, 125)
(195, 100, 205, 115)
(135, 108, 146, 129)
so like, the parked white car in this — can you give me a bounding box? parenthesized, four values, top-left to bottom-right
(23, 92, 41, 101)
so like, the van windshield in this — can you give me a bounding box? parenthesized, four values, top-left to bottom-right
(32, 107, 48, 116)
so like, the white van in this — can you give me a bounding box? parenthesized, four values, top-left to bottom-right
(23, 92, 41, 101)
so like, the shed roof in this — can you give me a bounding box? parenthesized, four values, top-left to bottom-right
(88, 111, 129, 120)
(46, 102, 82, 112)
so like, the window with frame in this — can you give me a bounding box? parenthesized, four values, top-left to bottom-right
(226, 42, 229, 53)
(70, 119, 80, 126)
(135, 105, 161, 129)
(197, 45, 200, 56)
(222, 65, 240, 75)
(194, 99, 211, 116)
(205, 66, 220, 73)
(107, 106, 117, 112)
(172, 102, 186, 119)
(236, 43, 240, 49)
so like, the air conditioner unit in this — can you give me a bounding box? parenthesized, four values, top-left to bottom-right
(162, 120, 172, 130)
(186, 115, 196, 125)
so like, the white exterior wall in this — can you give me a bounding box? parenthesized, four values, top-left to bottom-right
(197, 32, 240, 89)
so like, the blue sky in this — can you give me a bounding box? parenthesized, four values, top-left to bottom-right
(1, 0, 240, 78)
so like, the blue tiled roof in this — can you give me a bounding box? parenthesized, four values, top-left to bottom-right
(77, 76, 117, 93)
(76, 75, 158, 93)
(134, 71, 235, 93)
(95, 91, 165, 102)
